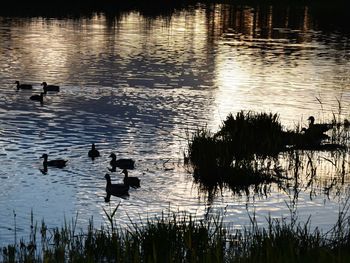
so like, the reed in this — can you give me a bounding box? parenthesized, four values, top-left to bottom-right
(215, 111, 286, 159)
(2, 204, 350, 262)
(186, 110, 349, 192)
(187, 112, 291, 191)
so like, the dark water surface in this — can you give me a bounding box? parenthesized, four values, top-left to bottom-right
(0, 3, 349, 245)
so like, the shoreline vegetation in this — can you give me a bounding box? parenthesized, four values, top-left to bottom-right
(0, 0, 349, 16)
(185, 111, 349, 194)
(2, 203, 350, 262)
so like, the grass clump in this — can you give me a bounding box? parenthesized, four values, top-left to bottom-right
(186, 111, 348, 192)
(187, 111, 292, 191)
(215, 111, 286, 159)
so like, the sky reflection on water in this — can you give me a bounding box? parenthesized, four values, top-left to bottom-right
(0, 3, 349, 245)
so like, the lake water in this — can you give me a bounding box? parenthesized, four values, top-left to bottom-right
(0, 3, 349, 245)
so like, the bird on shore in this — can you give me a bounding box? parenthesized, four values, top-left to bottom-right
(41, 82, 60, 94)
(30, 92, 44, 103)
(88, 143, 100, 159)
(104, 173, 129, 199)
(41, 153, 68, 168)
(109, 153, 135, 170)
(122, 169, 140, 188)
(15, 81, 33, 90)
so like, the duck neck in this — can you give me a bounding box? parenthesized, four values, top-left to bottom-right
(106, 177, 111, 187)
(123, 170, 128, 178)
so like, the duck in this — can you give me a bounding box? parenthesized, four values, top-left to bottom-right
(109, 153, 135, 170)
(301, 127, 330, 146)
(122, 169, 140, 188)
(15, 81, 33, 90)
(88, 143, 100, 159)
(40, 153, 68, 168)
(30, 92, 44, 103)
(104, 173, 129, 198)
(296, 116, 332, 146)
(307, 116, 333, 134)
(41, 82, 60, 94)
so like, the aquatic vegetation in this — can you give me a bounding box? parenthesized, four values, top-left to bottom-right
(186, 111, 348, 192)
(215, 111, 286, 159)
(2, 204, 350, 262)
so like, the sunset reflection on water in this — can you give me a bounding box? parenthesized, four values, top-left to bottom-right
(0, 3, 349, 245)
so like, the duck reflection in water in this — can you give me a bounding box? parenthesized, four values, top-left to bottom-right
(40, 165, 48, 175)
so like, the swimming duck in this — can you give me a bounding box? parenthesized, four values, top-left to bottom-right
(307, 116, 333, 133)
(88, 143, 100, 159)
(105, 173, 129, 198)
(109, 153, 135, 169)
(301, 127, 330, 146)
(297, 116, 331, 146)
(15, 81, 33, 90)
(122, 169, 140, 188)
(30, 92, 44, 103)
(41, 82, 60, 94)
(41, 153, 68, 168)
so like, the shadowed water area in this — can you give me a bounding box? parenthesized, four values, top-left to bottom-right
(0, 2, 349, 245)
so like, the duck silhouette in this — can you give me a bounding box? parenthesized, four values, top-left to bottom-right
(104, 173, 129, 200)
(109, 153, 135, 170)
(41, 82, 60, 94)
(307, 116, 333, 133)
(15, 81, 33, 90)
(299, 116, 333, 146)
(41, 153, 68, 168)
(122, 169, 140, 188)
(88, 143, 100, 159)
(30, 92, 44, 103)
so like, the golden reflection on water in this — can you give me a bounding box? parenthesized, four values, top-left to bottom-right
(0, 4, 349, 244)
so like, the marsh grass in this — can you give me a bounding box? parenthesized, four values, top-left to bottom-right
(186, 110, 349, 193)
(187, 112, 293, 192)
(2, 204, 350, 263)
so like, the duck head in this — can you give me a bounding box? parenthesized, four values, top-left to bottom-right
(308, 116, 315, 125)
(41, 82, 47, 87)
(105, 173, 111, 181)
(40, 153, 48, 160)
(109, 153, 116, 159)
